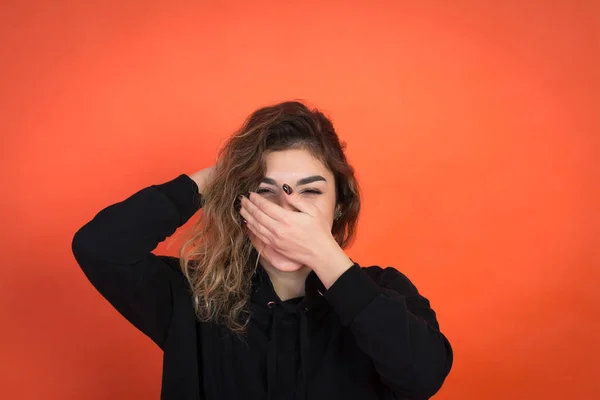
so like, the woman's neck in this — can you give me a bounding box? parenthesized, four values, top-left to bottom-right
(262, 265, 311, 301)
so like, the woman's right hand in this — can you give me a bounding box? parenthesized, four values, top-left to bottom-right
(189, 165, 216, 194)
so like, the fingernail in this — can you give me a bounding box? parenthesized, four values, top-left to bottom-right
(241, 217, 248, 224)
(282, 184, 293, 195)
(237, 192, 250, 201)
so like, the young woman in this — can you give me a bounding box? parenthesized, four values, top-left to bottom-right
(72, 101, 453, 400)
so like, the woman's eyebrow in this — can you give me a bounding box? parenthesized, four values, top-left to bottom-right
(261, 175, 327, 186)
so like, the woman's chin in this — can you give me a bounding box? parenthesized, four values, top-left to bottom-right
(272, 262, 306, 273)
(263, 256, 306, 273)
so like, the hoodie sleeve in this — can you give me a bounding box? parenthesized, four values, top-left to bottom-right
(71, 174, 203, 349)
(323, 263, 453, 399)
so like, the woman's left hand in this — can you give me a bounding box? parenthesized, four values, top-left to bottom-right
(238, 189, 338, 269)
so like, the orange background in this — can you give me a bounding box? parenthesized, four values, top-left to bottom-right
(1, 1, 598, 399)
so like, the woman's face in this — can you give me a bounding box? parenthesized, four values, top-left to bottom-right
(248, 148, 338, 273)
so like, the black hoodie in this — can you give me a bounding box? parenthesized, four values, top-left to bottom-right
(71, 174, 453, 400)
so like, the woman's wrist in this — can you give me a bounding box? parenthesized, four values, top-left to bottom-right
(309, 238, 355, 289)
(189, 165, 215, 193)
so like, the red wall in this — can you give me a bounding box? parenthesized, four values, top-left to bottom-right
(1, 1, 598, 399)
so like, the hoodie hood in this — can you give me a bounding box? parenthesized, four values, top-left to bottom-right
(249, 265, 331, 400)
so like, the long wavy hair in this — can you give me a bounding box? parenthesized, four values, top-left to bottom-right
(178, 100, 361, 333)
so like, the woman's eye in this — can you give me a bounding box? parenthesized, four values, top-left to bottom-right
(302, 189, 322, 195)
(256, 188, 273, 194)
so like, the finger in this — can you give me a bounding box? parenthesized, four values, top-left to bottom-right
(241, 193, 282, 234)
(245, 222, 272, 249)
(281, 183, 318, 215)
(240, 200, 277, 244)
(245, 192, 288, 221)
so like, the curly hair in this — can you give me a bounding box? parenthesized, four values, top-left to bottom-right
(178, 100, 361, 333)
